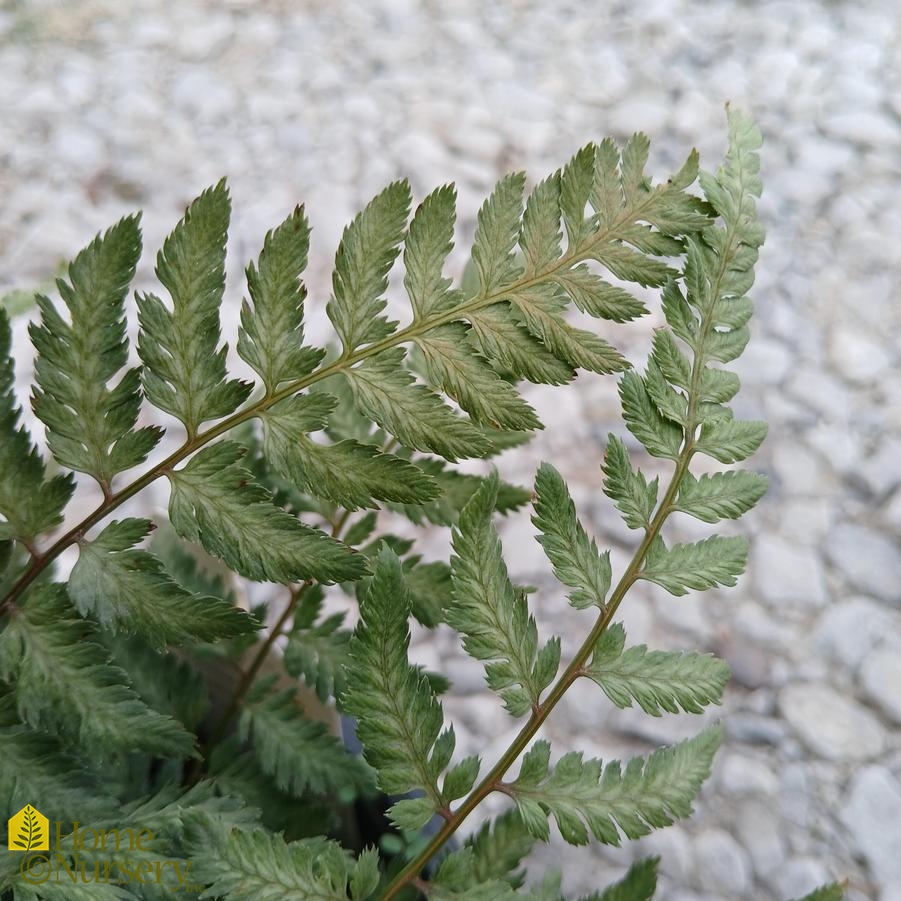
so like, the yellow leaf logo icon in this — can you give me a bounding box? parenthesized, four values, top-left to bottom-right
(7, 805, 49, 852)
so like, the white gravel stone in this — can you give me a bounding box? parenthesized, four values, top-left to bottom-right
(753, 534, 828, 607)
(859, 437, 901, 498)
(780, 683, 886, 760)
(860, 647, 901, 724)
(825, 524, 901, 604)
(772, 857, 832, 899)
(829, 328, 893, 384)
(809, 597, 897, 668)
(823, 110, 900, 146)
(694, 829, 752, 895)
(734, 799, 787, 876)
(718, 753, 779, 796)
(841, 767, 901, 894)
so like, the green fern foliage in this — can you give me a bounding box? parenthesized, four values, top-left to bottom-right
(448, 474, 561, 715)
(507, 727, 723, 846)
(239, 679, 372, 798)
(0, 310, 74, 542)
(583, 623, 730, 715)
(137, 180, 252, 434)
(0, 111, 825, 901)
(343, 546, 458, 827)
(0, 584, 194, 756)
(30, 215, 163, 484)
(192, 827, 380, 901)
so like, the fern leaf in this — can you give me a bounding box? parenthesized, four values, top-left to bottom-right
(673, 470, 768, 523)
(431, 848, 518, 900)
(261, 394, 439, 509)
(387, 458, 531, 526)
(640, 535, 748, 596)
(466, 302, 575, 385)
(466, 810, 536, 889)
(0, 718, 117, 823)
(507, 726, 722, 845)
(644, 358, 688, 426)
(618, 371, 683, 460)
(68, 518, 257, 648)
(345, 348, 490, 460)
(327, 180, 410, 352)
(405, 183, 461, 320)
(554, 266, 648, 323)
(239, 681, 372, 798)
(650, 329, 691, 388)
(283, 586, 350, 702)
(559, 144, 595, 248)
(105, 633, 209, 730)
(402, 555, 454, 627)
(343, 546, 451, 822)
(695, 417, 768, 463)
(520, 173, 564, 273)
(0, 310, 74, 541)
(790, 885, 845, 901)
(601, 435, 659, 530)
(416, 322, 541, 430)
(583, 623, 731, 715)
(532, 463, 611, 610)
(448, 474, 559, 715)
(0, 585, 194, 756)
(471, 172, 525, 293)
(137, 180, 252, 434)
(168, 441, 366, 584)
(192, 827, 375, 901)
(510, 286, 629, 375)
(583, 857, 659, 901)
(238, 205, 325, 391)
(30, 214, 163, 483)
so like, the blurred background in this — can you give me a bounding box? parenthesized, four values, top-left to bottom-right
(1, 1, 899, 898)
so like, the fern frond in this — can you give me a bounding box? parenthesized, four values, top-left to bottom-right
(387, 458, 531, 527)
(30, 214, 164, 484)
(448, 474, 560, 716)
(582, 857, 659, 901)
(260, 394, 439, 509)
(673, 470, 768, 523)
(238, 205, 325, 391)
(507, 726, 722, 846)
(137, 180, 252, 434)
(68, 517, 257, 647)
(533, 462, 611, 610)
(0, 715, 117, 822)
(0, 585, 194, 756)
(168, 441, 366, 584)
(343, 545, 456, 826)
(465, 810, 536, 889)
(283, 586, 350, 702)
(345, 347, 491, 461)
(583, 623, 730, 715)
(0, 310, 74, 542)
(601, 435, 659, 530)
(640, 534, 747, 596)
(430, 848, 518, 899)
(239, 679, 372, 798)
(328, 181, 411, 353)
(191, 827, 380, 901)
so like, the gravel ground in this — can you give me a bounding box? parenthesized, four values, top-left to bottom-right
(2, 1, 900, 898)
